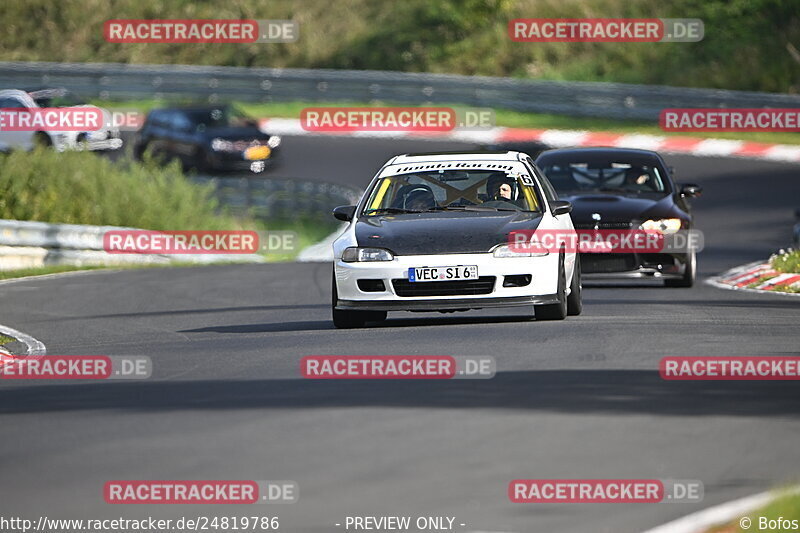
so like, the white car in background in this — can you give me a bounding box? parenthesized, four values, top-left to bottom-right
(0, 89, 122, 152)
(330, 151, 582, 328)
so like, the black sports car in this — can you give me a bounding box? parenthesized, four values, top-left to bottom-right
(535, 147, 702, 287)
(133, 105, 281, 172)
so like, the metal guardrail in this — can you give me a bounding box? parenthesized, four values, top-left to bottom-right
(1, 61, 799, 120)
(0, 219, 268, 270)
(192, 175, 361, 221)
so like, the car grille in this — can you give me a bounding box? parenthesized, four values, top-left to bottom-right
(573, 221, 634, 230)
(580, 253, 638, 273)
(392, 276, 496, 297)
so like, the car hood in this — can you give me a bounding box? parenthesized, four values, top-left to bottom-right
(355, 211, 542, 255)
(203, 126, 270, 140)
(559, 193, 679, 224)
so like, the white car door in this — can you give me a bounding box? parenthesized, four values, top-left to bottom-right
(0, 96, 36, 150)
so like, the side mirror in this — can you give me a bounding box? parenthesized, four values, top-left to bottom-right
(333, 205, 356, 222)
(551, 200, 572, 216)
(678, 183, 703, 197)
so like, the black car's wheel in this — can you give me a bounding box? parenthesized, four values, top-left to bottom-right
(133, 141, 147, 161)
(331, 276, 367, 329)
(665, 250, 696, 288)
(566, 256, 583, 316)
(535, 254, 568, 321)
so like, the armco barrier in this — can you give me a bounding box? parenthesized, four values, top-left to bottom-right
(1, 61, 799, 120)
(192, 175, 361, 221)
(0, 219, 263, 270)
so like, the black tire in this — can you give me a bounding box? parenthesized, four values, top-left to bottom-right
(535, 254, 568, 321)
(331, 276, 366, 329)
(665, 250, 696, 288)
(133, 141, 147, 161)
(566, 256, 583, 316)
(33, 132, 52, 148)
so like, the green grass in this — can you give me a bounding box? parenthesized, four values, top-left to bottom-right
(0, 265, 107, 281)
(95, 99, 800, 146)
(0, 334, 15, 345)
(0, 149, 337, 276)
(0, 148, 245, 230)
(772, 250, 800, 274)
(1, 0, 798, 93)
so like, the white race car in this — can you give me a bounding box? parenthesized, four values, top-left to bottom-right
(0, 89, 122, 152)
(331, 151, 582, 328)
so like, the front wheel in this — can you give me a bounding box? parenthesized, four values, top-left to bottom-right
(665, 250, 696, 288)
(535, 255, 568, 321)
(566, 256, 582, 316)
(331, 275, 380, 329)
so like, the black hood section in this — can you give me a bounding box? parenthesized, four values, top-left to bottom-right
(560, 193, 679, 224)
(355, 211, 543, 255)
(202, 126, 270, 140)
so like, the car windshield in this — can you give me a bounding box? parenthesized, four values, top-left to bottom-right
(362, 169, 541, 214)
(185, 106, 255, 128)
(29, 89, 83, 108)
(538, 159, 668, 195)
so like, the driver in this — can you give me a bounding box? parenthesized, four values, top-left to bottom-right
(624, 167, 653, 190)
(497, 182, 513, 201)
(485, 172, 516, 202)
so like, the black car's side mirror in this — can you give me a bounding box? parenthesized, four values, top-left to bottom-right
(333, 205, 356, 222)
(678, 183, 703, 197)
(551, 200, 572, 216)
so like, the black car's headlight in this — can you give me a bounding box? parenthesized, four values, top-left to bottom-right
(640, 218, 682, 234)
(267, 135, 281, 149)
(342, 247, 394, 262)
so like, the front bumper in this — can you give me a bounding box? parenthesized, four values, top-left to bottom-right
(334, 252, 560, 312)
(207, 147, 279, 170)
(580, 252, 689, 279)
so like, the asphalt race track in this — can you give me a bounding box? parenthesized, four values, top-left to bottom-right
(1, 136, 799, 533)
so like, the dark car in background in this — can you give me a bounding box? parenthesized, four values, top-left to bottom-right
(133, 105, 281, 172)
(535, 147, 702, 287)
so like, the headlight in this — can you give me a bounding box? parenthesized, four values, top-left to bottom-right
(492, 244, 548, 258)
(211, 138, 233, 151)
(640, 218, 682, 234)
(267, 135, 281, 149)
(342, 247, 394, 262)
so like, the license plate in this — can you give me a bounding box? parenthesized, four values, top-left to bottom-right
(244, 146, 271, 160)
(408, 265, 478, 282)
